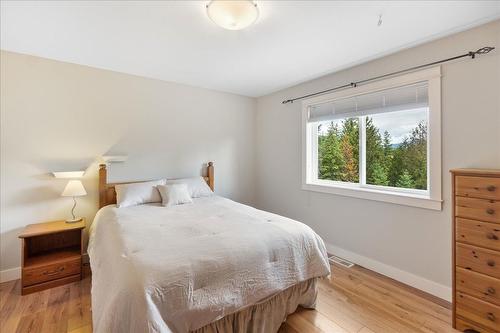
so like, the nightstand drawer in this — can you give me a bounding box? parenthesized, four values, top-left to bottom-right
(22, 257, 81, 286)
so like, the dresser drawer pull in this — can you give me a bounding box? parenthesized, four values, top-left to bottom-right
(42, 266, 64, 276)
(487, 260, 496, 267)
(487, 312, 496, 321)
(487, 185, 497, 192)
(486, 233, 499, 240)
(487, 208, 495, 215)
(487, 287, 496, 295)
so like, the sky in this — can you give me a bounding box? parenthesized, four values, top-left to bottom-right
(317, 107, 428, 144)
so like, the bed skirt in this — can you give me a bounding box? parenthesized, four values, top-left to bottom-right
(191, 278, 318, 333)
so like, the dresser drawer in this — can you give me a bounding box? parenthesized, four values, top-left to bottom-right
(456, 196, 500, 224)
(456, 292, 500, 332)
(457, 267, 500, 306)
(456, 176, 500, 201)
(456, 243, 500, 279)
(22, 257, 81, 286)
(456, 218, 500, 251)
(456, 317, 497, 333)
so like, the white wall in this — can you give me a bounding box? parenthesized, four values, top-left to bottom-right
(0, 51, 256, 279)
(255, 20, 500, 301)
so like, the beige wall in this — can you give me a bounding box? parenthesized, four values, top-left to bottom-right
(255, 20, 500, 300)
(0, 51, 256, 277)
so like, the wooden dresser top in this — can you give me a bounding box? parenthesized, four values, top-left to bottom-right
(451, 168, 500, 177)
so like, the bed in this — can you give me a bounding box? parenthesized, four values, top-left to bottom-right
(88, 162, 330, 333)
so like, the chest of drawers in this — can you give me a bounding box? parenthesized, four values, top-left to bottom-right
(452, 169, 500, 333)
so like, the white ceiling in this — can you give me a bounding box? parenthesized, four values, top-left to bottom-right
(2, 1, 500, 97)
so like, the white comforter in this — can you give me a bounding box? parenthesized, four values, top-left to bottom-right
(88, 196, 330, 333)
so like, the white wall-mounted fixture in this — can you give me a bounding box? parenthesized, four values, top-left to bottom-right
(206, 0, 259, 31)
(52, 171, 85, 178)
(101, 155, 128, 163)
(61, 180, 87, 223)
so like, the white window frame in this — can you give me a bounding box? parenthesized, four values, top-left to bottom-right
(302, 67, 442, 210)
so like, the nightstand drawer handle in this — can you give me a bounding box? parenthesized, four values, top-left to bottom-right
(487, 185, 497, 192)
(487, 208, 495, 215)
(487, 287, 496, 295)
(43, 266, 64, 276)
(487, 312, 496, 321)
(487, 260, 496, 267)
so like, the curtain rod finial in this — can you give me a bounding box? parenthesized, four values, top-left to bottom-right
(475, 46, 495, 55)
(470, 46, 495, 59)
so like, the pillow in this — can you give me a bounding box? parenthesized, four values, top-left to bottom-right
(157, 184, 193, 207)
(115, 179, 166, 208)
(166, 176, 213, 198)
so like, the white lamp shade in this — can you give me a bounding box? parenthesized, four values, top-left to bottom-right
(206, 0, 259, 30)
(62, 180, 87, 197)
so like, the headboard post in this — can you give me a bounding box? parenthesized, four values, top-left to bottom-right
(207, 162, 214, 191)
(99, 164, 107, 209)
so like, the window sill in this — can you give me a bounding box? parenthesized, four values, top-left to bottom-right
(303, 181, 442, 210)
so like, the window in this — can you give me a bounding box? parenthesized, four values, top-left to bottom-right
(302, 67, 442, 210)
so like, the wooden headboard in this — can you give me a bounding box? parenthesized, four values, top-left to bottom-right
(98, 162, 214, 208)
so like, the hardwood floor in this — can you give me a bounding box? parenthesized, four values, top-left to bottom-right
(0, 263, 458, 333)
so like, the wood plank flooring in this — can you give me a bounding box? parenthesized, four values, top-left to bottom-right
(0, 263, 458, 333)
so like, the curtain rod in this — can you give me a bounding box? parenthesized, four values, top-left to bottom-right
(281, 46, 495, 104)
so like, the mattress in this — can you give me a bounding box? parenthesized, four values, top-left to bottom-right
(88, 195, 330, 333)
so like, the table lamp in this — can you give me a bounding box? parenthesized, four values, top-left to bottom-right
(62, 180, 87, 223)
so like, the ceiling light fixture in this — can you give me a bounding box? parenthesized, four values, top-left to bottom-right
(206, 0, 259, 31)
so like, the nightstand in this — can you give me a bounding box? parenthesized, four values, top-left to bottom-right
(18, 219, 85, 295)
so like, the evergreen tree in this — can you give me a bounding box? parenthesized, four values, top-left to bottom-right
(388, 148, 404, 187)
(405, 121, 427, 190)
(365, 117, 385, 185)
(318, 122, 344, 180)
(371, 163, 389, 186)
(396, 170, 415, 188)
(383, 130, 391, 154)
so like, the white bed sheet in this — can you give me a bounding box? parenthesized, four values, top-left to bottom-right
(88, 196, 330, 333)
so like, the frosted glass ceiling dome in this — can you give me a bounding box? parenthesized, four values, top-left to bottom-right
(206, 0, 259, 31)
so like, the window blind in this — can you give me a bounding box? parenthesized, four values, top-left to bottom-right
(308, 82, 428, 123)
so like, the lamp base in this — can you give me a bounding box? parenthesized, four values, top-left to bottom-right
(65, 217, 83, 224)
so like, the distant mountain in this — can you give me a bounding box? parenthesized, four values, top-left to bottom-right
(390, 143, 402, 148)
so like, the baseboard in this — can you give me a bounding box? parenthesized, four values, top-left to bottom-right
(325, 242, 452, 302)
(0, 267, 20, 283)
